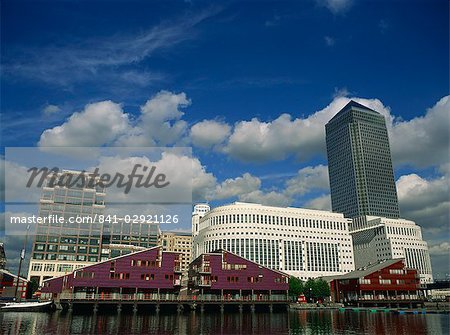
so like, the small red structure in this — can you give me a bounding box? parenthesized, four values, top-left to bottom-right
(297, 295, 307, 303)
(41, 246, 183, 301)
(323, 259, 424, 307)
(0, 269, 29, 299)
(188, 250, 289, 302)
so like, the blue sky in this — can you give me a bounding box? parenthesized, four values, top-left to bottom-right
(1, 0, 449, 277)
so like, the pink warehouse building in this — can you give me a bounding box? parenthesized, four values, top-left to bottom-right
(41, 246, 183, 304)
(189, 250, 289, 302)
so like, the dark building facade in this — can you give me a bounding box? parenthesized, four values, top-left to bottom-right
(41, 246, 182, 301)
(189, 250, 289, 301)
(0, 243, 6, 269)
(325, 100, 400, 219)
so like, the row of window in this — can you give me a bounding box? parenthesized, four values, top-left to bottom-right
(110, 272, 130, 280)
(34, 244, 99, 254)
(358, 278, 412, 285)
(405, 248, 432, 275)
(33, 253, 98, 262)
(131, 259, 161, 267)
(284, 240, 303, 271)
(227, 276, 239, 282)
(206, 214, 348, 231)
(203, 238, 280, 270)
(387, 226, 418, 237)
(205, 228, 350, 239)
(200, 275, 271, 284)
(45, 180, 105, 193)
(222, 262, 247, 271)
(30, 262, 78, 273)
(35, 235, 100, 244)
(74, 271, 95, 279)
(139, 274, 176, 281)
(306, 242, 340, 273)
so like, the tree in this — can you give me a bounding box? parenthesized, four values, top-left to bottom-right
(289, 276, 304, 298)
(29, 278, 39, 295)
(303, 278, 331, 303)
(304, 278, 316, 303)
(314, 279, 331, 301)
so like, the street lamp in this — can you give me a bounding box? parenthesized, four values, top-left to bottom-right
(15, 225, 30, 301)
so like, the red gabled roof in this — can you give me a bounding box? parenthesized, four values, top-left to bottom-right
(197, 249, 289, 278)
(42, 245, 175, 284)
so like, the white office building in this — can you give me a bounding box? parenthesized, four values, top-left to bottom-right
(192, 202, 355, 280)
(192, 203, 210, 238)
(350, 215, 433, 283)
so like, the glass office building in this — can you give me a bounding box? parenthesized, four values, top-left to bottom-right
(325, 100, 400, 219)
(28, 170, 159, 285)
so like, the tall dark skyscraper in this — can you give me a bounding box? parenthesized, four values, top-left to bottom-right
(325, 100, 400, 219)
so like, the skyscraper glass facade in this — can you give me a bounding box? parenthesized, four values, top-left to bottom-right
(325, 101, 400, 219)
(28, 170, 106, 284)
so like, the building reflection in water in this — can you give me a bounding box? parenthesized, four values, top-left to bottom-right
(289, 309, 448, 335)
(0, 310, 448, 335)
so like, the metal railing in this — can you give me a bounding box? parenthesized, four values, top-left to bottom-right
(357, 295, 423, 301)
(58, 292, 289, 303)
(60, 292, 181, 302)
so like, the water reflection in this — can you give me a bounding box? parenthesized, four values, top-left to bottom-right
(0, 310, 448, 335)
(290, 310, 449, 335)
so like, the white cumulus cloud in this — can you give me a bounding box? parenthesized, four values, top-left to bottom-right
(190, 120, 231, 149)
(239, 190, 291, 207)
(2, 159, 44, 203)
(223, 96, 391, 163)
(39, 101, 130, 147)
(396, 173, 449, 235)
(119, 90, 190, 146)
(85, 151, 216, 205)
(390, 95, 450, 168)
(213, 173, 261, 200)
(220, 94, 448, 170)
(304, 194, 332, 211)
(428, 242, 450, 256)
(39, 91, 192, 148)
(285, 165, 329, 196)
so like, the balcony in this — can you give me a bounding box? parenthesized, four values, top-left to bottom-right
(199, 266, 211, 274)
(198, 280, 211, 287)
